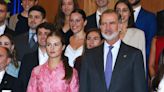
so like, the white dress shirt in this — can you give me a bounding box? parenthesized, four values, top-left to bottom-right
(65, 45, 84, 67)
(103, 40, 121, 71)
(38, 48, 48, 65)
(0, 24, 6, 36)
(96, 10, 102, 28)
(133, 5, 141, 22)
(0, 70, 5, 83)
(158, 76, 164, 92)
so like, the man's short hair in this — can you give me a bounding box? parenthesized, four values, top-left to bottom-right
(99, 9, 120, 25)
(36, 22, 56, 34)
(28, 5, 46, 19)
(0, 0, 8, 10)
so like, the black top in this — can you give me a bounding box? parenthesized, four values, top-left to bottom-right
(60, 29, 73, 46)
(15, 14, 29, 36)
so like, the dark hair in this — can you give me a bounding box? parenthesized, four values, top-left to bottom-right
(152, 49, 164, 91)
(0, 0, 7, 10)
(36, 22, 55, 34)
(47, 31, 73, 81)
(54, 0, 79, 30)
(28, 5, 46, 19)
(71, 8, 87, 21)
(100, 9, 120, 25)
(86, 28, 103, 40)
(0, 34, 19, 68)
(156, 10, 164, 36)
(114, 0, 135, 28)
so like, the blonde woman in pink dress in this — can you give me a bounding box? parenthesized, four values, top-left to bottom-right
(27, 31, 79, 92)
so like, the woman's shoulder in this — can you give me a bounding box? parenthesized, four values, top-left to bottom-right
(127, 28, 145, 36)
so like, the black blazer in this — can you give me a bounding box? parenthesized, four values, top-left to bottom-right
(4, 26, 15, 37)
(14, 32, 38, 61)
(85, 12, 98, 31)
(80, 42, 146, 92)
(0, 73, 16, 92)
(18, 50, 39, 92)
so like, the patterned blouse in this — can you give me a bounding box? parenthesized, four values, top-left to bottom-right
(27, 61, 79, 92)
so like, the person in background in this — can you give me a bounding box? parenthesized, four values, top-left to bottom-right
(0, 34, 20, 78)
(0, 1, 15, 36)
(0, 46, 21, 92)
(114, 0, 146, 72)
(64, 9, 87, 67)
(74, 28, 103, 75)
(14, 5, 46, 61)
(152, 49, 164, 92)
(128, 0, 157, 73)
(54, 0, 79, 46)
(85, 0, 109, 30)
(18, 22, 54, 92)
(8, 0, 38, 36)
(149, 10, 164, 79)
(27, 31, 79, 92)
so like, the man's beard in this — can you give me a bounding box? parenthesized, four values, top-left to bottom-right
(101, 31, 119, 41)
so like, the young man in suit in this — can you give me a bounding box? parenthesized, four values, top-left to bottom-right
(18, 22, 54, 92)
(128, 0, 157, 69)
(80, 9, 146, 92)
(0, 1, 15, 36)
(14, 5, 46, 61)
(85, 0, 109, 31)
(0, 46, 21, 91)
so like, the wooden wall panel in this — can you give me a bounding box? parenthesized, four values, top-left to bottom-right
(38, 0, 83, 23)
(141, 0, 164, 14)
(38, 0, 164, 22)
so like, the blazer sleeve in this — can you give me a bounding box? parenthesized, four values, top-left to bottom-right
(79, 52, 89, 92)
(133, 50, 147, 92)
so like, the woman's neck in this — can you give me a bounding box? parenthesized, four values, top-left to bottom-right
(48, 57, 61, 69)
(21, 11, 28, 17)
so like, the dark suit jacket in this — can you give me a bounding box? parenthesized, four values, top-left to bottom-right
(18, 50, 39, 92)
(0, 73, 16, 92)
(14, 32, 38, 61)
(80, 42, 146, 92)
(135, 8, 157, 62)
(85, 12, 98, 31)
(4, 26, 15, 37)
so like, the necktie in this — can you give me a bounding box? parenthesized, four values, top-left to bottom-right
(105, 46, 113, 89)
(29, 33, 35, 48)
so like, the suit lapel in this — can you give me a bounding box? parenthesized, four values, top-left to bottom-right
(0, 73, 14, 90)
(94, 43, 108, 91)
(109, 42, 128, 90)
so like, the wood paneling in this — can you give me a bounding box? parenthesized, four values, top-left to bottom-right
(38, 0, 164, 22)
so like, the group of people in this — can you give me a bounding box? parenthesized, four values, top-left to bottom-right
(0, 0, 163, 92)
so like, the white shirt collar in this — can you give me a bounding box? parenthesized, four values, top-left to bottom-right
(0, 24, 6, 36)
(0, 70, 5, 83)
(104, 40, 121, 71)
(133, 5, 141, 22)
(38, 48, 48, 65)
(96, 10, 102, 28)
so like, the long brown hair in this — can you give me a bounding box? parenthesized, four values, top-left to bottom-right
(54, 0, 79, 30)
(47, 31, 73, 81)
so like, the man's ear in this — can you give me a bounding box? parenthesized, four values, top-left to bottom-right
(6, 58, 11, 65)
